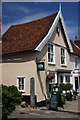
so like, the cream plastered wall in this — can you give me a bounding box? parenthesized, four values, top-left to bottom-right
(46, 21, 70, 71)
(2, 52, 37, 96)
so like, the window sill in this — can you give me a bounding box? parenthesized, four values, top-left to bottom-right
(48, 62, 56, 65)
(19, 90, 25, 93)
(61, 64, 67, 67)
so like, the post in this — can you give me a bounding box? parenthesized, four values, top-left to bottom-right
(30, 77, 35, 108)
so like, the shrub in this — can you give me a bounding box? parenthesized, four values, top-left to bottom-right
(59, 83, 73, 93)
(61, 95, 66, 104)
(59, 83, 65, 93)
(2, 85, 23, 119)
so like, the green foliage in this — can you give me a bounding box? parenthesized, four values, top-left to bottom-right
(46, 77, 49, 86)
(59, 83, 73, 93)
(2, 85, 23, 119)
(61, 95, 66, 104)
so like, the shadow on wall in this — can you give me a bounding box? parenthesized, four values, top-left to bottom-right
(2, 51, 35, 63)
(37, 71, 46, 100)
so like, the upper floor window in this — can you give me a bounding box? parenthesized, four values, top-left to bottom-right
(17, 77, 25, 92)
(48, 43, 55, 64)
(61, 47, 66, 65)
(75, 57, 78, 69)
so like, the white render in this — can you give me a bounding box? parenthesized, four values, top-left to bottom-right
(70, 54, 80, 91)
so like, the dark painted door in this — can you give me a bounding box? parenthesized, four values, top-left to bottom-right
(75, 77, 78, 91)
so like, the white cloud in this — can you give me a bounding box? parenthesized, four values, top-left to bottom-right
(16, 7, 31, 14)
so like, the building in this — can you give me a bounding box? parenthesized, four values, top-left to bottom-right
(70, 38, 80, 91)
(1, 7, 74, 104)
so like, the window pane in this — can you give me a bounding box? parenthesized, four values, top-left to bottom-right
(61, 48, 65, 56)
(19, 79, 21, 85)
(48, 53, 50, 62)
(61, 48, 63, 55)
(61, 57, 65, 64)
(51, 54, 53, 62)
(66, 76, 70, 83)
(22, 78, 24, 85)
(63, 49, 65, 56)
(60, 76, 63, 83)
(51, 45, 53, 53)
(48, 44, 50, 52)
(22, 85, 24, 90)
(19, 85, 22, 90)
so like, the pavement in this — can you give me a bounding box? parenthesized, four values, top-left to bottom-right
(8, 96, 80, 119)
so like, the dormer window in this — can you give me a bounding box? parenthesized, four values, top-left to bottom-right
(57, 26, 60, 35)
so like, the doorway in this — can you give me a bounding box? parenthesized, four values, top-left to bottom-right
(75, 77, 78, 91)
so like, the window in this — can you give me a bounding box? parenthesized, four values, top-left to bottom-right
(17, 77, 25, 92)
(65, 76, 70, 83)
(48, 43, 55, 64)
(75, 57, 78, 69)
(60, 76, 63, 83)
(61, 47, 66, 65)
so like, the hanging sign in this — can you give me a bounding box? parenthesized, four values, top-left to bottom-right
(37, 62, 45, 71)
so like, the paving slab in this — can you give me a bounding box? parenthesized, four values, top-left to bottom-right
(8, 97, 80, 119)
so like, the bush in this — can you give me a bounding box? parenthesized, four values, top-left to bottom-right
(59, 83, 73, 93)
(2, 85, 23, 119)
(61, 95, 66, 104)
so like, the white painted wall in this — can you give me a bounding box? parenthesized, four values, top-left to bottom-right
(70, 54, 80, 90)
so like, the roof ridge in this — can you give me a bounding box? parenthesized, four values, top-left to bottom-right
(71, 39, 80, 51)
(11, 12, 58, 27)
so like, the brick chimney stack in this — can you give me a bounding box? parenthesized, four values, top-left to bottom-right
(75, 36, 77, 40)
(74, 36, 80, 48)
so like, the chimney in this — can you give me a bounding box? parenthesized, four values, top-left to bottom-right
(75, 36, 77, 40)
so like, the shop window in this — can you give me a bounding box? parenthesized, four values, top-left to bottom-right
(60, 76, 63, 83)
(17, 77, 25, 92)
(48, 43, 55, 64)
(65, 76, 70, 83)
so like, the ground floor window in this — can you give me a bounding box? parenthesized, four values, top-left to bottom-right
(65, 76, 70, 83)
(60, 76, 63, 83)
(17, 77, 25, 92)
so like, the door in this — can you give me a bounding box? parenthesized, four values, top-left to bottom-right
(75, 77, 78, 91)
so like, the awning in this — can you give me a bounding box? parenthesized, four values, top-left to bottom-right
(56, 69, 72, 73)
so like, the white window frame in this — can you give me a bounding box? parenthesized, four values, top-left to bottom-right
(75, 57, 78, 69)
(47, 43, 55, 64)
(17, 77, 25, 92)
(61, 47, 66, 66)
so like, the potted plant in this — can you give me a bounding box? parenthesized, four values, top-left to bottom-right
(46, 73, 55, 85)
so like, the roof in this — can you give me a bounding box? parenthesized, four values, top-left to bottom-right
(1, 10, 73, 55)
(74, 40, 80, 48)
(2, 12, 58, 55)
(70, 40, 80, 56)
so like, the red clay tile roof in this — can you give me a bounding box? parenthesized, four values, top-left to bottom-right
(70, 40, 80, 56)
(74, 40, 80, 48)
(2, 12, 58, 55)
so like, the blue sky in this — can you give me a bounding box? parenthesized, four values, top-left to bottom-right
(2, 2, 78, 41)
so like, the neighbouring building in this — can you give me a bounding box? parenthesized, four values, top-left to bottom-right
(1, 7, 75, 104)
(70, 38, 80, 91)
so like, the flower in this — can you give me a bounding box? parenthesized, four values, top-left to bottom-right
(46, 73, 55, 79)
